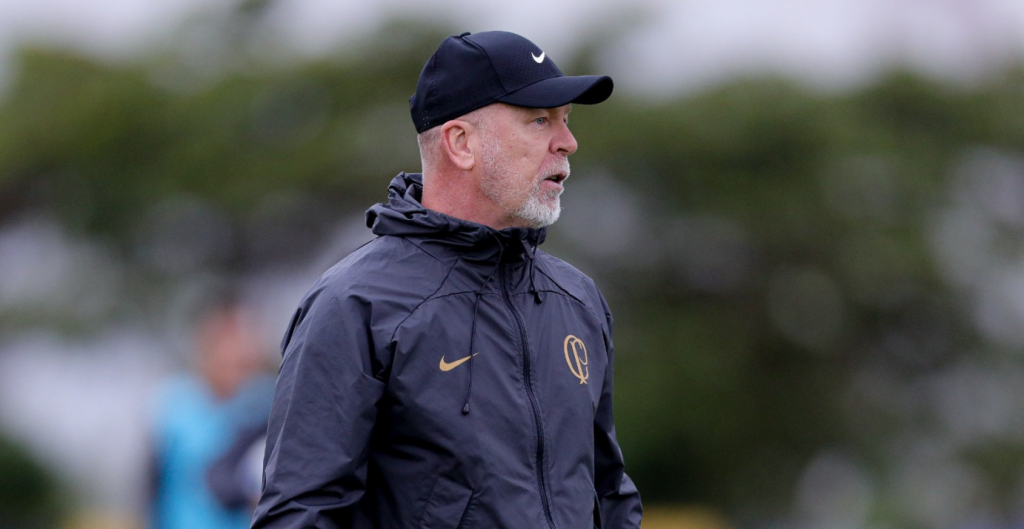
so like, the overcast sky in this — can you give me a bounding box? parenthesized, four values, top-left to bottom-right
(2, 0, 1024, 94)
(1, 0, 1023, 94)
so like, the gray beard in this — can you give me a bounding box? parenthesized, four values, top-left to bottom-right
(479, 137, 568, 229)
(510, 182, 563, 228)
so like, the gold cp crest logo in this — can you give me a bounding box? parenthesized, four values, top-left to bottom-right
(563, 335, 589, 385)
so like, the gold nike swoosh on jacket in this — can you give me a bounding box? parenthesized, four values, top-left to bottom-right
(439, 353, 479, 372)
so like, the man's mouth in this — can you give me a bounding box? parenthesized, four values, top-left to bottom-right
(544, 173, 568, 185)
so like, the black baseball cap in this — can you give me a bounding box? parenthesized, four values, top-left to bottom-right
(409, 31, 614, 133)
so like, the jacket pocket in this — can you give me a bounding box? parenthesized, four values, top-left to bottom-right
(417, 476, 473, 529)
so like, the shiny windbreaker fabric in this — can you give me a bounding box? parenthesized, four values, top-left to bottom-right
(252, 173, 642, 529)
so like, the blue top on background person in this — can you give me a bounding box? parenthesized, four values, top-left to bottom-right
(147, 299, 274, 529)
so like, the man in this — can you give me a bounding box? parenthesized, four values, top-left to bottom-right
(148, 297, 275, 529)
(252, 31, 642, 528)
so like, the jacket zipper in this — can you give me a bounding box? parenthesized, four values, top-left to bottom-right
(500, 263, 557, 529)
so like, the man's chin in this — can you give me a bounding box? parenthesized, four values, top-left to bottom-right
(514, 205, 561, 229)
(540, 211, 561, 228)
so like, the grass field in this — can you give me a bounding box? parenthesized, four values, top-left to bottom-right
(640, 505, 732, 529)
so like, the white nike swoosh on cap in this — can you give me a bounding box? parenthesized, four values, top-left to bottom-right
(532, 51, 545, 63)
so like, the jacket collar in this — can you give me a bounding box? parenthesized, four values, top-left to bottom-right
(365, 172, 546, 260)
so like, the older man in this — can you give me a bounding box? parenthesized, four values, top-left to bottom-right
(252, 31, 642, 529)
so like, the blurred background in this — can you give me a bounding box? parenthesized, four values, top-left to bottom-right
(2, 0, 1024, 528)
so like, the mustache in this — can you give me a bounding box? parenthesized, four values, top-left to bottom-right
(543, 157, 571, 181)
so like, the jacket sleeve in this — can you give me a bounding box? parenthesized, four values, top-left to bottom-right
(594, 295, 643, 528)
(251, 287, 386, 529)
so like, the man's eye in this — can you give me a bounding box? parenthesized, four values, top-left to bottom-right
(535, 117, 547, 125)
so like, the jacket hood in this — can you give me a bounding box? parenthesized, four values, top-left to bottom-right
(365, 172, 546, 255)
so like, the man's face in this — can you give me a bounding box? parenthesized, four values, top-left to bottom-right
(475, 103, 577, 229)
(198, 307, 263, 400)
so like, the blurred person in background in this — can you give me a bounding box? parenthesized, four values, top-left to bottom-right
(252, 31, 641, 528)
(146, 295, 274, 529)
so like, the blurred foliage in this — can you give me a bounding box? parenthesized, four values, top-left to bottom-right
(0, 433, 61, 528)
(3, 11, 1024, 527)
(0, 23, 440, 242)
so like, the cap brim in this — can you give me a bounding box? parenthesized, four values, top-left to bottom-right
(497, 75, 613, 108)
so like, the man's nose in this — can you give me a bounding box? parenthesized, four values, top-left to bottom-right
(553, 121, 578, 156)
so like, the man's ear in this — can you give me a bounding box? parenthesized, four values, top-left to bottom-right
(440, 120, 476, 171)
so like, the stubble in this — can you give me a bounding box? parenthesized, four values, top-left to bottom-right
(479, 133, 570, 229)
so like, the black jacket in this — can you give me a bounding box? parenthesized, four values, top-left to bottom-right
(252, 173, 642, 528)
